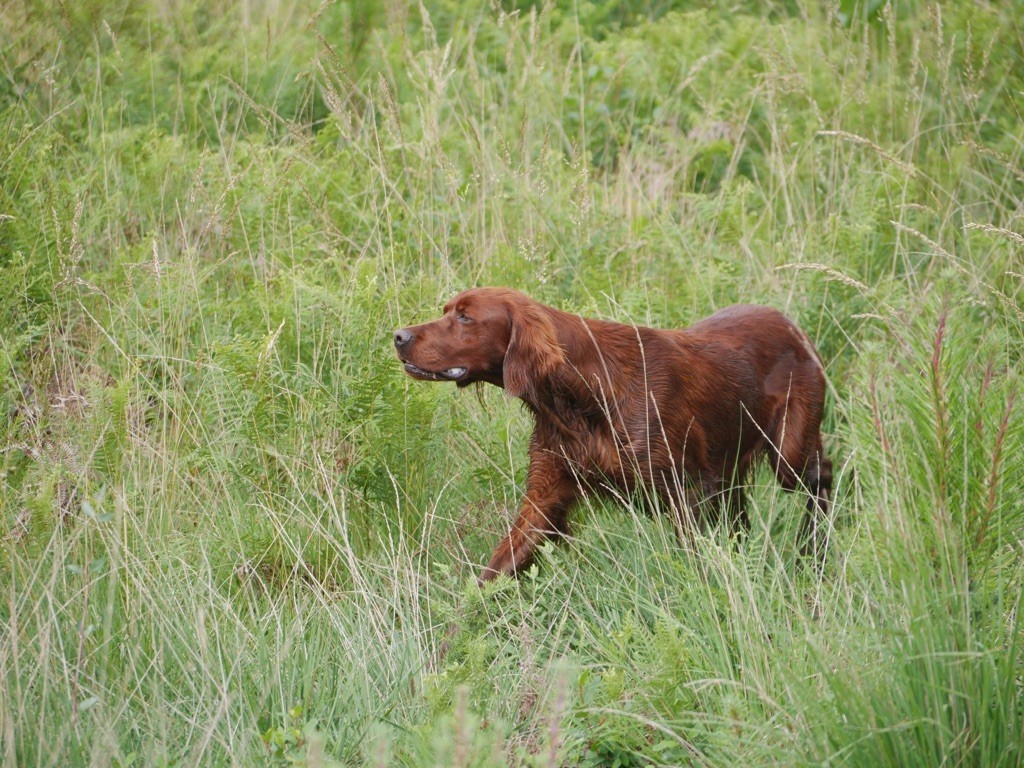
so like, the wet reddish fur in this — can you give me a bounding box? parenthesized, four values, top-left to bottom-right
(395, 288, 832, 583)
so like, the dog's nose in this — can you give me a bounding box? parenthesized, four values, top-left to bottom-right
(393, 329, 414, 349)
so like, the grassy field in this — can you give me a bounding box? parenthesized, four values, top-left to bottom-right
(1, 0, 1022, 765)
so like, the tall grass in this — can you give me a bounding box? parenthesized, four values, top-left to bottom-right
(1, 0, 1022, 765)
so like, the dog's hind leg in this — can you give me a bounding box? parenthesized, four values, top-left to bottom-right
(768, 392, 832, 560)
(795, 435, 832, 560)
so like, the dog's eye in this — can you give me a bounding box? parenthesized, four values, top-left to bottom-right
(456, 312, 472, 324)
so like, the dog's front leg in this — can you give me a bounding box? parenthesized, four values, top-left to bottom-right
(479, 450, 578, 583)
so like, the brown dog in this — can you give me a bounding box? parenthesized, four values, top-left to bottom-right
(395, 288, 832, 583)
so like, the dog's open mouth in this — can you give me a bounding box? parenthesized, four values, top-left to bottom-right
(402, 362, 468, 382)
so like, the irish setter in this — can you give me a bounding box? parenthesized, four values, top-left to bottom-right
(394, 288, 832, 583)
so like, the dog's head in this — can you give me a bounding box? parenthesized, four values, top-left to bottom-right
(394, 288, 564, 397)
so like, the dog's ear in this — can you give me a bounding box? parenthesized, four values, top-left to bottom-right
(503, 298, 564, 398)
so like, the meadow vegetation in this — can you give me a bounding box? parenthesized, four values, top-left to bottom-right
(1, 0, 1022, 764)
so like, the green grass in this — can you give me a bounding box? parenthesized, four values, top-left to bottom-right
(1, 0, 1022, 765)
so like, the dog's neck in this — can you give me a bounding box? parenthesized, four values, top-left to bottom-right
(515, 312, 638, 439)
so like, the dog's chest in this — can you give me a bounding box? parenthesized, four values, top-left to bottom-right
(544, 414, 679, 485)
